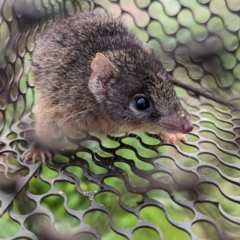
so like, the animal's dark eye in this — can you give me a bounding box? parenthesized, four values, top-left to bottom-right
(135, 97, 150, 110)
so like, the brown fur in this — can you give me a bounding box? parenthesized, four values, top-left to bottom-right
(31, 11, 192, 145)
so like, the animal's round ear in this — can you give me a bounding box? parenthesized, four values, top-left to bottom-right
(142, 43, 154, 55)
(91, 53, 114, 73)
(89, 53, 117, 103)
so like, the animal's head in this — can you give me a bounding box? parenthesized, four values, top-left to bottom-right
(88, 43, 193, 135)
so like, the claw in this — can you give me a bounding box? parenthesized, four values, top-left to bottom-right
(46, 151, 52, 161)
(23, 147, 52, 163)
(160, 132, 186, 144)
(23, 150, 32, 162)
(40, 152, 46, 163)
(32, 152, 37, 162)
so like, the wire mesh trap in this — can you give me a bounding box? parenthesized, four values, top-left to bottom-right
(0, 0, 240, 239)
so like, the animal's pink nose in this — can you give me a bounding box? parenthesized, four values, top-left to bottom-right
(181, 121, 193, 133)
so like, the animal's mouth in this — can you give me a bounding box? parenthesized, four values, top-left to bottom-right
(157, 118, 193, 144)
(159, 116, 194, 134)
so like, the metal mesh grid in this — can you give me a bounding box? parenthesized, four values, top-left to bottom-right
(0, 0, 240, 239)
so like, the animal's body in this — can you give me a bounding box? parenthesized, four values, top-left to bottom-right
(24, 11, 193, 162)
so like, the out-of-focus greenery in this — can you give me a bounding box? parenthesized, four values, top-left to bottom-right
(1, 0, 240, 239)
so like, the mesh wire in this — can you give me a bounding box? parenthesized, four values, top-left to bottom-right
(0, 0, 240, 239)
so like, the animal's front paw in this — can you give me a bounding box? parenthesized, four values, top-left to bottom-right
(23, 147, 52, 163)
(160, 132, 186, 144)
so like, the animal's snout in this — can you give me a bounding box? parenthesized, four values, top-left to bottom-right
(158, 112, 193, 134)
(180, 120, 193, 133)
(179, 113, 193, 133)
